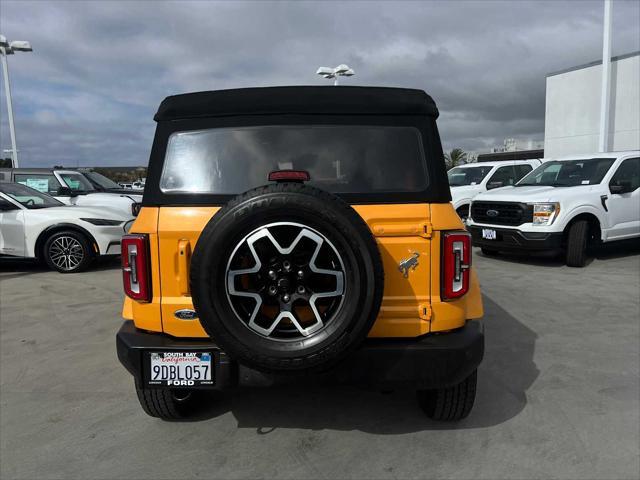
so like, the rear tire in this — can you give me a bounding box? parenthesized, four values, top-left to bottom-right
(134, 382, 203, 420)
(481, 247, 499, 256)
(566, 220, 589, 267)
(417, 370, 477, 421)
(43, 230, 94, 273)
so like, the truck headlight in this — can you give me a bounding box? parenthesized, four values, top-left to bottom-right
(532, 203, 560, 226)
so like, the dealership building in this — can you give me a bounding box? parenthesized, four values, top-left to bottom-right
(544, 51, 640, 157)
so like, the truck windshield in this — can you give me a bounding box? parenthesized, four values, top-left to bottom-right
(0, 183, 64, 209)
(160, 125, 428, 194)
(517, 158, 615, 187)
(84, 171, 122, 189)
(58, 172, 96, 192)
(447, 165, 493, 186)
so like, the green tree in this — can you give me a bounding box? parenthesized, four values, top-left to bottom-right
(444, 148, 467, 169)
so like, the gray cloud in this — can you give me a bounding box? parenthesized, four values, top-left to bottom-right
(0, 0, 638, 166)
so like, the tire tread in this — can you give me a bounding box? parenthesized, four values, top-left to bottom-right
(135, 382, 190, 420)
(417, 370, 477, 421)
(566, 220, 589, 267)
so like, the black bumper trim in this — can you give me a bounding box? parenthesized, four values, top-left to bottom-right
(468, 225, 564, 251)
(116, 320, 484, 390)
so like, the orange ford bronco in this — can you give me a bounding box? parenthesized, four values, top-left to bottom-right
(116, 86, 484, 421)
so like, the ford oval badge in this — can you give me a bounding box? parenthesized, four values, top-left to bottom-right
(174, 309, 198, 320)
(486, 209, 499, 217)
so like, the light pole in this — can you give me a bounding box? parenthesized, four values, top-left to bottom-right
(0, 35, 32, 168)
(316, 64, 355, 86)
(598, 0, 613, 153)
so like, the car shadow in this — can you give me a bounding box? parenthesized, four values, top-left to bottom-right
(477, 237, 639, 267)
(593, 238, 640, 260)
(477, 248, 566, 267)
(191, 294, 539, 433)
(0, 256, 121, 279)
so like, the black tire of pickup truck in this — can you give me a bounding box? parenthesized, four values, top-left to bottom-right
(566, 220, 589, 267)
(417, 370, 477, 421)
(190, 182, 384, 373)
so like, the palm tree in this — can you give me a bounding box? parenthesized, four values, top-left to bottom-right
(445, 148, 468, 170)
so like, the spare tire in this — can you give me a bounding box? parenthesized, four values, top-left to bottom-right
(190, 182, 384, 373)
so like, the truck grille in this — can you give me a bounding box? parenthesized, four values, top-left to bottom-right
(471, 201, 533, 226)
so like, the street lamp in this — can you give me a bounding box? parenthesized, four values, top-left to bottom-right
(1, 34, 33, 168)
(316, 64, 355, 86)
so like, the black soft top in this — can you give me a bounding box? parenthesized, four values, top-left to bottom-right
(154, 86, 439, 121)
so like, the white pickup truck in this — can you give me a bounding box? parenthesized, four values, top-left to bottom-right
(0, 168, 142, 217)
(448, 159, 542, 220)
(467, 151, 640, 267)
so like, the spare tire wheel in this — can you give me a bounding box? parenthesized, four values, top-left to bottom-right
(190, 183, 384, 373)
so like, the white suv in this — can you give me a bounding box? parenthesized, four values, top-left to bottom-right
(467, 151, 639, 267)
(0, 182, 133, 273)
(448, 159, 542, 220)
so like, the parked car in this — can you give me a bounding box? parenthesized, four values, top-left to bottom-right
(78, 169, 144, 195)
(0, 168, 141, 216)
(448, 159, 543, 220)
(0, 183, 134, 273)
(467, 151, 639, 266)
(116, 86, 484, 421)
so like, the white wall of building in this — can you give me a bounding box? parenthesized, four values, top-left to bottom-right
(544, 52, 639, 157)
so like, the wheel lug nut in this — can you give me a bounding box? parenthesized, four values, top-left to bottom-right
(283, 261, 291, 272)
(282, 294, 290, 303)
(297, 270, 304, 278)
(297, 285, 305, 294)
(268, 270, 277, 280)
(268, 285, 278, 296)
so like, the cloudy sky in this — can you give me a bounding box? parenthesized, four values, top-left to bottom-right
(1, 0, 639, 167)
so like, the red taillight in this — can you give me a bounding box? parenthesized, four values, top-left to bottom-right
(122, 234, 151, 302)
(442, 231, 472, 300)
(268, 170, 310, 182)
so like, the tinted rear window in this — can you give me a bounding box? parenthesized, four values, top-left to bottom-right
(160, 125, 427, 194)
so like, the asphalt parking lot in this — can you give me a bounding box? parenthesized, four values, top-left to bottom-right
(1, 244, 639, 480)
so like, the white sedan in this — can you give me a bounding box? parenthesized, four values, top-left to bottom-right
(0, 183, 134, 273)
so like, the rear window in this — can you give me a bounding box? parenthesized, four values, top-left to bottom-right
(160, 125, 427, 194)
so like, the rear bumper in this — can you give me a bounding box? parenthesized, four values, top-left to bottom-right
(116, 320, 484, 390)
(468, 225, 564, 251)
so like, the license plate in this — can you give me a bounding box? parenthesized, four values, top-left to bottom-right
(482, 228, 497, 240)
(147, 352, 213, 387)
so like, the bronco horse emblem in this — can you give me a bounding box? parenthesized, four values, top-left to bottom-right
(398, 252, 420, 278)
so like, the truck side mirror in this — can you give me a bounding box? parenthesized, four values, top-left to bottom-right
(610, 181, 633, 195)
(487, 181, 504, 190)
(57, 186, 78, 197)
